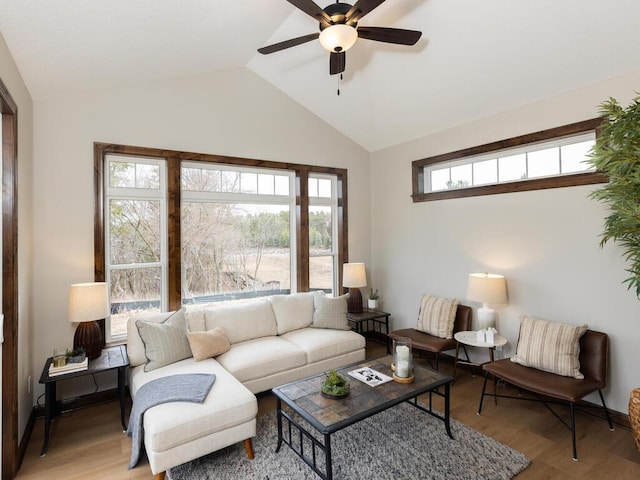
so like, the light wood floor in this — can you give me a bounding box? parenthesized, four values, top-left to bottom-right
(16, 343, 640, 479)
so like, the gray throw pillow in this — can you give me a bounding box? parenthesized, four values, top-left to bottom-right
(136, 308, 192, 372)
(311, 291, 351, 330)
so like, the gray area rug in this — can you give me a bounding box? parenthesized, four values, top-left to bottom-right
(168, 401, 530, 480)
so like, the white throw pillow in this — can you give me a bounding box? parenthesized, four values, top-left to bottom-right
(269, 292, 315, 335)
(416, 294, 459, 339)
(136, 308, 192, 372)
(311, 291, 350, 330)
(510, 315, 588, 379)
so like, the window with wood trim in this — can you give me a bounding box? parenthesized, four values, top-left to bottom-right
(95, 143, 348, 342)
(412, 118, 607, 202)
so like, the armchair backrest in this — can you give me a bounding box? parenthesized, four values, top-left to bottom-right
(454, 305, 472, 334)
(579, 330, 608, 386)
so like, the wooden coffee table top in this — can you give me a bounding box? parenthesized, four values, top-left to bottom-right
(272, 355, 453, 434)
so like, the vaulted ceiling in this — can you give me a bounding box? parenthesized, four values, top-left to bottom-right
(2, 0, 640, 151)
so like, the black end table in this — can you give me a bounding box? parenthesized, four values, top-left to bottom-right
(38, 345, 129, 456)
(346, 309, 390, 350)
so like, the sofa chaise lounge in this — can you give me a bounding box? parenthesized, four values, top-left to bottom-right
(127, 291, 366, 479)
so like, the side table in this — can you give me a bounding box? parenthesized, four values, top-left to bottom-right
(38, 344, 129, 456)
(454, 330, 508, 366)
(346, 310, 390, 351)
(454, 331, 507, 403)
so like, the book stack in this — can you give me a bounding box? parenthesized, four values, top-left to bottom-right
(48, 358, 88, 377)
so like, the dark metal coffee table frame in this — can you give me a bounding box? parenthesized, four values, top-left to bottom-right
(273, 357, 454, 480)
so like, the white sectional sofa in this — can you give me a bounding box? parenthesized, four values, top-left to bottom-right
(127, 292, 366, 479)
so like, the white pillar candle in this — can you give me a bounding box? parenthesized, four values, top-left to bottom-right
(397, 360, 409, 377)
(396, 345, 410, 362)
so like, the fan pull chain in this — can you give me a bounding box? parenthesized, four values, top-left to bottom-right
(337, 73, 343, 96)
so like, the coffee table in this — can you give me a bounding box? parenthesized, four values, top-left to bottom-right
(272, 356, 454, 480)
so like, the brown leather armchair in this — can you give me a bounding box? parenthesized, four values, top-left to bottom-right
(388, 304, 472, 372)
(478, 329, 614, 460)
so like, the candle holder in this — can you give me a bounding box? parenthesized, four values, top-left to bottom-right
(392, 337, 414, 383)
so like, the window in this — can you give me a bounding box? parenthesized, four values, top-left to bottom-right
(181, 163, 295, 304)
(104, 155, 167, 338)
(412, 118, 607, 202)
(308, 175, 338, 294)
(95, 144, 348, 341)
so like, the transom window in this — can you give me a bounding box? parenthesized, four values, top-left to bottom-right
(412, 119, 606, 202)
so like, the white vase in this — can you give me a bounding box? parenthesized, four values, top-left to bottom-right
(367, 299, 378, 310)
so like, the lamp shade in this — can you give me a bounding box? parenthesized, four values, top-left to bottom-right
(68, 282, 109, 323)
(466, 273, 508, 305)
(319, 24, 358, 53)
(343, 263, 367, 288)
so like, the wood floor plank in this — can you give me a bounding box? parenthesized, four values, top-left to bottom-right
(15, 342, 640, 479)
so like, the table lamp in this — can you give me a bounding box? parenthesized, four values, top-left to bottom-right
(466, 273, 508, 330)
(68, 282, 109, 359)
(343, 262, 366, 313)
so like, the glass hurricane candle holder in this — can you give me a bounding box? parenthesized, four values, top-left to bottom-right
(392, 337, 413, 382)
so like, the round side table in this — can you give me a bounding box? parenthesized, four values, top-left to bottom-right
(454, 330, 507, 363)
(454, 331, 508, 404)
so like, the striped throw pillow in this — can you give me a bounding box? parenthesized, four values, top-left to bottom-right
(416, 294, 459, 339)
(136, 308, 192, 372)
(510, 315, 588, 379)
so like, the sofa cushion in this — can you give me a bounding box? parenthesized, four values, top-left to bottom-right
(128, 311, 175, 368)
(269, 292, 315, 335)
(311, 291, 350, 330)
(282, 327, 366, 364)
(203, 298, 277, 344)
(187, 327, 231, 361)
(129, 357, 257, 454)
(215, 336, 307, 383)
(416, 294, 459, 339)
(136, 309, 192, 372)
(510, 315, 588, 379)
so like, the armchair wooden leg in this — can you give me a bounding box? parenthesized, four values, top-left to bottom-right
(243, 438, 255, 459)
(155, 472, 166, 480)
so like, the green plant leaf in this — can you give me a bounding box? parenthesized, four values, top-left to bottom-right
(588, 94, 640, 298)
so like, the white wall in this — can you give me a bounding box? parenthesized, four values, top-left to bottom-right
(370, 70, 640, 414)
(0, 32, 34, 447)
(32, 67, 371, 400)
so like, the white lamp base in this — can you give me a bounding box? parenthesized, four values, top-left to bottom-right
(477, 305, 496, 330)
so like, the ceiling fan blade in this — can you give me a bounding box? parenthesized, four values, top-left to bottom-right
(357, 26, 422, 45)
(287, 0, 333, 25)
(258, 32, 320, 54)
(329, 51, 346, 75)
(345, 0, 387, 24)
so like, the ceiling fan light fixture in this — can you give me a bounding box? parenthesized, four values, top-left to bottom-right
(319, 24, 358, 53)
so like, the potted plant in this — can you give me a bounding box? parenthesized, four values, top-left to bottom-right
(321, 370, 350, 398)
(588, 95, 640, 450)
(368, 288, 380, 310)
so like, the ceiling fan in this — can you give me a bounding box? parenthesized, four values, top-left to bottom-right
(258, 0, 422, 76)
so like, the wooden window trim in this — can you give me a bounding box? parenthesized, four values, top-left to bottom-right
(411, 118, 607, 202)
(94, 143, 348, 320)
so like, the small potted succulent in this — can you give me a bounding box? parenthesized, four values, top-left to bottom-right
(321, 370, 350, 398)
(368, 288, 379, 310)
(66, 347, 86, 364)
